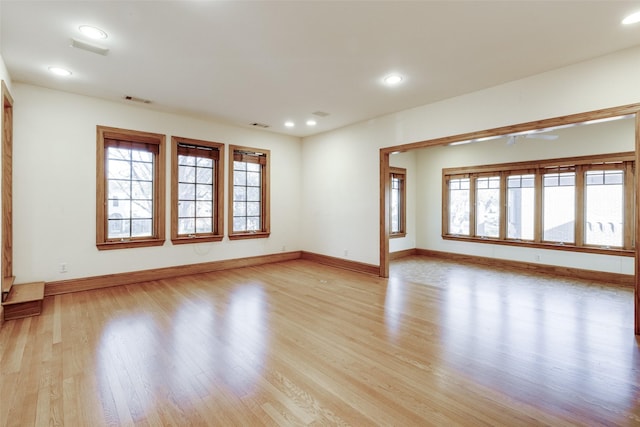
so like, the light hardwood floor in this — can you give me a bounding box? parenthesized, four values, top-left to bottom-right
(1, 257, 639, 426)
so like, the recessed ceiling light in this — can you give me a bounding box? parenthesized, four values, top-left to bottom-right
(622, 11, 640, 25)
(48, 66, 72, 77)
(284, 121, 295, 128)
(306, 119, 317, 126)
(383, 74, 403, 86)
(79, 25, 108, 39)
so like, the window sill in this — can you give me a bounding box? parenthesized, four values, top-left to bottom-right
(172, 235, 224, 245)
(390, 232, 407, 239)
(97, 238, 165, 251)
(228, 231, 270, 241)
(442, 235, 634, 257)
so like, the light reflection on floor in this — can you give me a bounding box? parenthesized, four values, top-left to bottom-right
(389, 256, 639, 416)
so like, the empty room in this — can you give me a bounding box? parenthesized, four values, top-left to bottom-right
(1, 1, 640, 426)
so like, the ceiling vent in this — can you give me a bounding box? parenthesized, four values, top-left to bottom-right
(250, 122, 270, 128)
(123, 95, 151, 104)
(70, 38, 109, 56)
(312, 111, 330, 117)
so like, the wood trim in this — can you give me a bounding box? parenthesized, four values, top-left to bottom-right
(45, 251, 302, 296)
(575, 165, 585, 246)
(301, 251, 380, 276)
(380, 104, 640, 154)
(380, 150, 390, 277)
(2, 81, 13, 297)
(389, 248, 417, 260)
(635, 113, 640, 334)
(170, 136, 225, 242)
(416, 248, 633, 287)
(96, 126, 166, 249)
(389, 167, 406, 237)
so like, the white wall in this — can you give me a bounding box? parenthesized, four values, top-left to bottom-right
(389, 151, 416, 253)
(301, 45, 640, 270)
(12, 84, 302, 282)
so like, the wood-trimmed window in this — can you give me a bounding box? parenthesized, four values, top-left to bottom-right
(390, 167, 406, 238)
(96, 126, 165, 250)
(228, 145, 270, 240)
(171, 136, 224, 244)
(442, 152, 635, 255)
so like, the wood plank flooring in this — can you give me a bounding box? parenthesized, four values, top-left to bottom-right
(1, 257, 638, 426)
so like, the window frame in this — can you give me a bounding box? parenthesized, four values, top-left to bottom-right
(228, 145, 270, 240)
(390, 167, 407, 238)
(442, 151, 635, 256)
(96, 125, 166, 250)
(171, 136, 225, 245)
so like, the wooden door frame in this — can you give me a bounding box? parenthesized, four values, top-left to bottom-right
(379, 104, 640, 335)
(2, 81, 14, 288)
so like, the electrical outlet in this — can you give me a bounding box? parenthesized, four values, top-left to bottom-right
(59, 263, 68, 273)
(344, 249, 349, 257)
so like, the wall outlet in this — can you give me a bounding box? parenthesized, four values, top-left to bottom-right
(281, 245, 286, 252)
(59, 263, 68, 273)
(344, 249, 349, 257)
(535, 254, 541, 262)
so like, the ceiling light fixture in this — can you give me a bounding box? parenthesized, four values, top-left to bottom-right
(622, 11, 640, 25)
(306, 119, 317, 126)
(79, 25, 108, 39)
(48, 66, 72, 77)
(383, 74, 403, 86)
(284, 121, 295, 128)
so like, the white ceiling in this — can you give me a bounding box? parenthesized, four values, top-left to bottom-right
(2, 1, 640, 137)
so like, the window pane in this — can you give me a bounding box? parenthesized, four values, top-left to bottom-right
(585, 170, 624, 247)
(132, 181, 153, 200)
(178, 218, 195, 235)
(196, 200, 212, 217)
(247, 217, 260, 230)
(178, 155, 196, 166)
(247, 171, 260, 186)
(196, 166, 213, 184)
(449, 178, 470, 235)
(108, 147, 130, 160)
(234, 201, 246, 217)
(108, 218, 130, 238)
(543, 172, 575, 243)
(131, 161, 153, 181)
(507, 174, 535, 240)
(108, 180, 131, 199)
(131, 200, 153, 219)
(179, 165, 196, 183)
(247, 187, 260, 201)
(108, 159, 131, 179)
(179, 183, 196, 200)
(476, 176, 500, 238)
(233, 217, 246, 231)
(178, 201, 195, 217)
(195, 218, 212, 233)
(197, 157, 213, 168)
(131, 150, 153, 162)
(196, 184, 212, 201)
(234, 186, 246, 201)
(109, 200, 130, 219)
(131, 219, 152, 237)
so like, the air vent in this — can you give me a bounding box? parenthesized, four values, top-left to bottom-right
(70, 38, 109, 56)
(312, 111, 330, 117)
(124, 95, 152, 104)
(250, 122, 270, 128)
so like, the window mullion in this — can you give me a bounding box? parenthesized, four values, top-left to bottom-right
(469, 175, 477, 237)
(499, 172, 507, 239)
(534, 172, 542, 243)
(575, 165, 585, 246)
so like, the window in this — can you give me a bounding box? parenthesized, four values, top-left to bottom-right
(390, 167, 406, 237)
(542, 171, 575, 243)
(96, 126, 165, 249)
(507, 174, 535, 240)
(171, 137, 224, 244)
(443, 152, 634, 254)
(476, 176, 500, 238)
(228, 145, 270, 239)
(448, 177, 470, 235)
(585, 169, 624, 247)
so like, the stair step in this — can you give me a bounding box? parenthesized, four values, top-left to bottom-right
(2, 281, 45, 320)
(1, 276, 15, 302)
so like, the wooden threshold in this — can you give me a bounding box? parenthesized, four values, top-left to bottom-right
(2, 281, 44, 320)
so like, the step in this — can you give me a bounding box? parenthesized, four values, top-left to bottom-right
(2, 281, 45, 321)
(1, 276, 14, 302)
